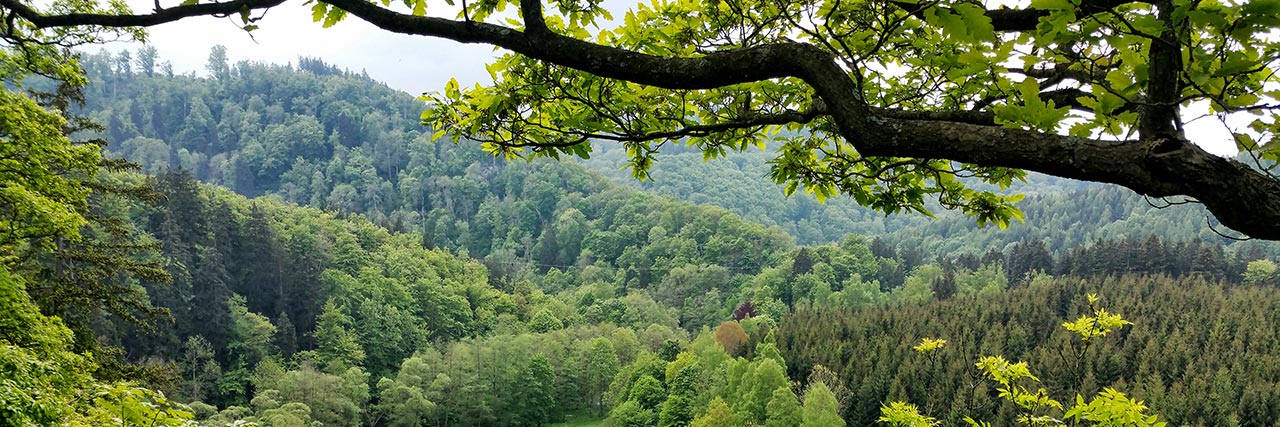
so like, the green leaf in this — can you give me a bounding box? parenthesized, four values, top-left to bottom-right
(1030, 0, 1073, 10)
(954, 3, 995, 40)
(311, 2, 327, 22)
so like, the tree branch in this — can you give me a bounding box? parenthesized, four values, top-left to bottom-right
(0, 0, 285, 27)
(6, 0, 1280, 239)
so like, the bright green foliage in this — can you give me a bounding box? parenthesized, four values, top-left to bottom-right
(975, 355, 1064, 426)
(968, 356, 1166, 427)
(1244, 259, 1278, 286)
(738, 358, 791, 424)
(753, 340, 786, 369)
(611, 400, 656, 427)
(1061, 294, 1132, 343)
(0, 88, 99, 255)
(781, 274, 1275, 427)
(82, 384, 194, 427)
(228, 294, 278, 369)
(765, 386, 802, 427)
(877, 402, 938, 427)
(373, 358, 439, 427)
(183, 335, 221, 403)
(311, 299, 366, 373)
(658, 365, 697, 427)
(0, 266, 94, 425)
(880, 298, 1160, 427)
(530, 308, 566, 333)
(0, 265, 190, 426)
(691, 397, 735, 427)
(1065, 388, 1167, 427)
(0, 26, 118, 259)
(588, 338, 621, 417)
(664, 352, 697, 385)
(512, 355, 558, 426)
(800, 383, 844, 427)
(630, 375, 667, 410)
(257, 401, 315, 427)
(7, 45, 1279, 427)
(419, 4, 1032, 229)
(912, 338, 946, 355)
(272, 365, 369, 427)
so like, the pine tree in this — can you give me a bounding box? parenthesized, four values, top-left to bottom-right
(311, 300, 365, 373)
(275, 311, 298, 359)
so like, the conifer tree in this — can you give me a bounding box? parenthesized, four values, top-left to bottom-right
(311, 300, 365, 373)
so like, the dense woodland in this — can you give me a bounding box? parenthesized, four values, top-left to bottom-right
(6, 48, 1280, 427)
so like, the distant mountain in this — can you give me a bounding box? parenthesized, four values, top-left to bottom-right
(574, 139, 1274, 257)
(74, 48, 1271, 260)
(576, 143, 1099, 245)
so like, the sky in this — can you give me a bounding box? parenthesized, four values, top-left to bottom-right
(99, 0, 1243, 157)
(107, 0, 498, 93)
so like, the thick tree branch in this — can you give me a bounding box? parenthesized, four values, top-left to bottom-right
(0, 0, 285, 27)
(1137, 0, 1184, 139)
(518, 0, 546, 34)
(874, 119, 1280, 239)
(891, 0, 1147, 32)
(494, 107, 826, 146)
(5, 0, 1280, 239)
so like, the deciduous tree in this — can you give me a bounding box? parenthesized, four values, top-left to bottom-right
(7, 0, 1280, 239)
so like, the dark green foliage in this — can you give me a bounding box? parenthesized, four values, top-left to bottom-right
(765, 386, 802, 427)
(658, 366, 697, 427)
(588, 338, 621, 417)
(510, 355, 557, 426)
(611, 400, 656, 427)
(779, 275, 1280, 427)
(630, 376, 667, 410)
(59, 49, 1280, 427)
(658, 339, 682, 362)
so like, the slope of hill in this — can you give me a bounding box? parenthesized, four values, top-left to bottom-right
(60, 48, 1280, 427)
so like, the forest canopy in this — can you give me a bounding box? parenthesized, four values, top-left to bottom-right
(4, 25, 1280, 426)
(2, 0, 1280, 238)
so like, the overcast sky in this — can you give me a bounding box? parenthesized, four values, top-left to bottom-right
(105, 0, 497, 93)
(100, 0, 1242, 157)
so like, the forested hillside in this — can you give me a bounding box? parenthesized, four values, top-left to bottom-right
(17, 47, 1277, 427)
(780, 274, 1280, 427)
(580, 143, 1265, 253)
(78, 48, 1263, 258)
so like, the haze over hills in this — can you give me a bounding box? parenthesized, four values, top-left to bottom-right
(32, 47, 1280, 427)
(578, 143, 1242, 249)
(78, 48, 1262, 254)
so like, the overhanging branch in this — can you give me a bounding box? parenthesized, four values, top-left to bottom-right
(4, 0, 1280, 239)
